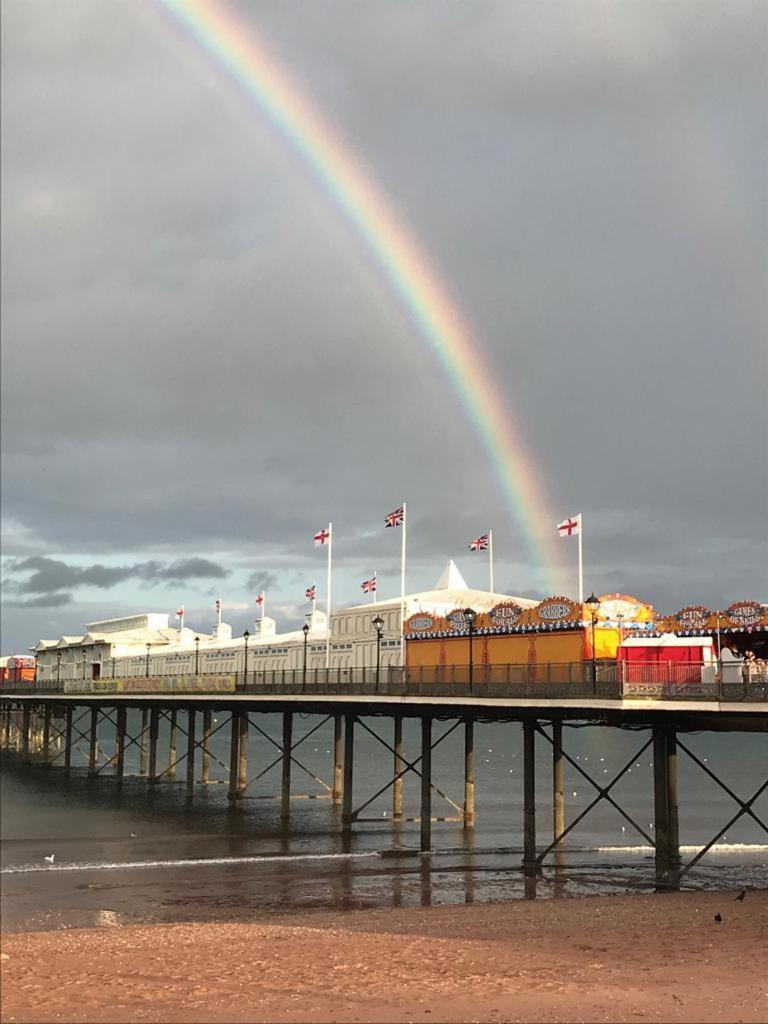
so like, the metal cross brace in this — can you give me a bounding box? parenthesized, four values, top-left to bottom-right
(242, 714, 333, 794)
(676, 739, 768, 877)
(535, 723, 654, 865)
(351, 717, 464, 821)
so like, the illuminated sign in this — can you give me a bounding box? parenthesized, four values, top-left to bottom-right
(408, 615, 434, 631)
(675, 605, 710, 630)
(489, 603, 522, 626)
(537, 598, 575, 621)
(726, 601, 763, 627)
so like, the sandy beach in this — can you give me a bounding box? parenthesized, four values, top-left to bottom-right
(1, 889, 766, 1023)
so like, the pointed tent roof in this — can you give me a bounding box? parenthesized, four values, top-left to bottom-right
(433, 560, 468, 591)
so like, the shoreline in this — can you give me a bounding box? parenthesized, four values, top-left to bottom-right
(2, 889, 767, 1023)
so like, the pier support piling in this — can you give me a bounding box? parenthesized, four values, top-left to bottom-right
(21, 706, 30, 763)
(42, 706, 52, 767)
(523, 720, 537, 873)
(420, 715, 432, 852)
(228, 711, 240, 801)
(139, 708, 149, 776)
(186, 709, 196, 794)
(87, 706, 99, 776)
(464, 719, 475, 828)
(653, 725, 681, 889)
(238, 708, 249, 796)
(201, 710, 212, 784)
(148, 708, 159, 784)
(64, 706, 73, 771)
(115, 706, 126, 784)
(552, 720, 564, 845)
(281, 712, 293, 818)
(341, 715, 355, 829)
(167, 710, 177, 779)
(332, 715, 343, 805)
(393, 716, 404, 819)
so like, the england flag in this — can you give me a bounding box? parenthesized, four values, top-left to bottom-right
(557, 516, 580, 537)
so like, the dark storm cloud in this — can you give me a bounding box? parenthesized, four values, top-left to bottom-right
(6, 556, 229, 594)
(5, 592, 74, 610)
(245, 570, 279, 594)
(1, 1, 765, 652)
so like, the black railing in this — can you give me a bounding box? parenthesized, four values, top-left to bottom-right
(2, 661, 767, 702)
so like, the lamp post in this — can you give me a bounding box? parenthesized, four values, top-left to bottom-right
(372, 614, 384, 690)
(586, 593, 600, 684)
(463, 608, 477, 691)
(243, 629, 250, 685)
(145, 643, 151, 679)
(194, 636, 200, 676)
(302, 623, 310, 686)
(56, 652, 62, 686)
(111, 647, 116, 679)
(81, 649, 87, 681)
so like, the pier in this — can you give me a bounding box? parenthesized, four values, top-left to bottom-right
(1, 670, 766, 890)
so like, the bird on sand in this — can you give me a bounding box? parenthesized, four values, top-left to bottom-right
(44, 854, 55, 864)
(714, 913, 722, 923)
(734, 888, 746, 902)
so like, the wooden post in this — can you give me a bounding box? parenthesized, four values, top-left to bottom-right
(281, 712, 293, 819)
(332, 714, 343, 805)
(341, 715, 355, 829)
(201, 710, 212, 784)
(139, 708, 149, 776)
(21, 706, 30, 762)
(3, 705, 10, 749)
(653, 725, 680, 889)
(464, 719, 475, 828)
(420, 715, 432, 852)
(115, 706, 126, 784)
(167, 710, 177, 778)
(64, 706, 73, 771)
(238, 709, 249, 795)
(393, 716, 404, 819)
(88, 706, 99, 776)
(228, 710, 240, 801)
(42, 705, 52, 767)
(186, 709, 196, 794)
(523, 720, 536, 872)
(148, 708, 159, 784)
(552, 720, 564, 845)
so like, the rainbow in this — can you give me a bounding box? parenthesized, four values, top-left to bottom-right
(155, 0, 565, 591)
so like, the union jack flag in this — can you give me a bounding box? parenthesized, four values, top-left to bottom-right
(305, 584, 316, 601)
(313, 528, 330, 545)
(255, 593, 264, 607)
(469, 534, 489, 551)
(385, 505, 404, 528)
(361, 575, 377, 594)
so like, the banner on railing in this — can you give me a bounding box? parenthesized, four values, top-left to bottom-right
(62, 676, 236, 694)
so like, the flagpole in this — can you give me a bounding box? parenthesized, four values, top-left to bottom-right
(217, 600, 222, 627)
(400, 502, 407, 663)
(261, 593, 265, 622)
(577, 514, 584, 604)
(373, 570, 377, 606)
(326, 522, 333, 669)
(488, 529, 494, 594)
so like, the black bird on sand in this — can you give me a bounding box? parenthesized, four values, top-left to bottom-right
(734, 888, 747, 902)
(714, 913, 723, 923)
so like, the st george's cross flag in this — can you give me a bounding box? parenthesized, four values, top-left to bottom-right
(255, 593, 264, 608)
(469, 534, 489, 551)
(361, 575, 377, 594)
(313, 528, 330, 545)
(557, 516, 580, 537)
(175, 606, 184, 619)
(385, 505, 404, 528)
(305, 584, 317, 601)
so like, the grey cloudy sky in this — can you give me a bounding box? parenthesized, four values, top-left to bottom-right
(1, 0, 766, 652)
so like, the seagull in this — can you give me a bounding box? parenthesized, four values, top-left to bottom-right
(734, 888, 746, 902)
(714, 913, 722, 923)
(130, 832, 137, 838)
(44, 854, 55, 864)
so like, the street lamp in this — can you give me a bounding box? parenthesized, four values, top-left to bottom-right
(194, 636, 200, 676)
(302, 623, 310, 685)
(145, 642, 151, 679)
(585, 593, 600, 683)
(81, 649, 87, 681)
(372, 614, 384, 689)
(463, 608, 477, 691)
(243, 629, 250, 685)
(56, 651, 62, 686)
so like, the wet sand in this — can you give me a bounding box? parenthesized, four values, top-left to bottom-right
(1, 890, 766, 1024)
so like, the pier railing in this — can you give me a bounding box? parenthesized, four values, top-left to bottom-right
(3, 660, 767, 702)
